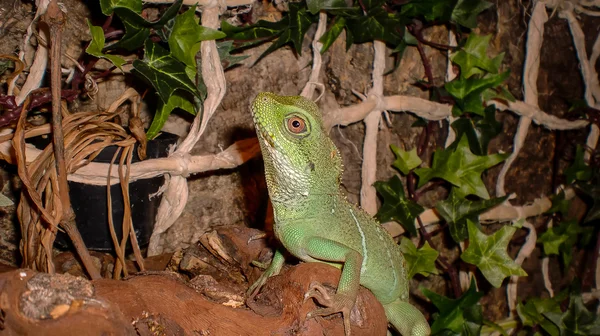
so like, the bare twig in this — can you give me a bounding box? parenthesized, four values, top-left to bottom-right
(44, 0, 100, 279)
(301, 11, 327, 99)
(148, 5, 227, 256)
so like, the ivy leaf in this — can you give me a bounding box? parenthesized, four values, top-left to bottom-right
(517, 297, 563, 336)
(451, 0, 493, 28)
(446, 71, 510, 116)
(415, 135, 508, 199)
(360, 0, 385, 11)
(538, 227, 569, 255)
(85, 21, 126, 70)
(169, 7, 226, 67)
(541, 220, 592, 267)
(106, 0, 183, 51)
(401, 0, 491, 28)
(100, 0, 141, 16)
(112, 0, 181, 29)
(391, 145, 422, 175)
(319, 16, 346, 54)
(373, 175, 422, 236)
(287, 3, 316, 55)
(461, 220, 527, 287)
(250, 3, 317, 64)
(221, 19, 287, 42)
(345, 8, 405, 45)
(147, 92, 197, 140)
(435, 189, 507, 243)
(217, 41, 249, 69)
(156, 17, 176, 42)
(422, 278, 483, 335)
(544, 190, 571, 218)
(576, 182, 600, 223)
(106, 16, 150, 51)
(306, 0, 348, 14)
(451, 34, 503, 79)
(132, 39, 200, 104)
(565, 146, 592, 184)
(399, 237, 438, 278)
(400, 0, 454, 23)
(451, 105, 502, 155)
(544, 289, 600, 335)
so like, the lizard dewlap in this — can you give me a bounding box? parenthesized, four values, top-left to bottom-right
(249, 92, 430, 336)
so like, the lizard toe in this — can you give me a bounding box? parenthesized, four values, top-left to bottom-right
(305, 282, 355, 336)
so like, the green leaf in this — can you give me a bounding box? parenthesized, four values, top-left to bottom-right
(362, 0, 385, 11)
(373, 175, 423, 235)
(106, 0, 183, 51)
(415, 135, 508, 199)
(156, 17, 176, 42)
(565, 146, 592, 184)
(451, 105, 502, 155)
(461, 220, 527, 287)
(100, 0, 141, 16)
(217, 41, 249, 69)
(538, 227, 569, 255)
(319, 16, 346, 54)
(576, 182, 600, 223)
(422, 278, 483, 335)
(306, 0, 348, 14)
(400, 0, 454, 23)
(112, 0, 181, 29)
(391, 145, 422, 175)
(435, 189, 507, 243)
(544, 190, 571, 218)
(400, 0, 491, 28)
(544, 290, 600, 335)
(169, 7, 226, 67)
(287, 3, 315, 55)
(451, 0, 493, 28)
(517, 297, 562, 336)
(106, 16, 150, 51)
(85, 21, 127, 70)
(249, 3, 317, 64)
(221, 19, 287, 41)
(399, 237, 438, 278)
(540, 220, 592, 267)
(451, 34, 503, 79)
(132, 39, 200, 104)
(447, 34, 511, 116)
(345, 8, 404, 45)
(147, 92, 196, 140)
(446, 71, 510, 101)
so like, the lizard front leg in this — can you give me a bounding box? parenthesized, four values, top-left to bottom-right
(301, 237, 363, 336)
(247, 248, 285, 299)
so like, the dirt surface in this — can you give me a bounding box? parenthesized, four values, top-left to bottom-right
(0, 226, 388, 335)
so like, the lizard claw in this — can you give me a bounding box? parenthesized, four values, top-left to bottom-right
(305, 282, 355, 336)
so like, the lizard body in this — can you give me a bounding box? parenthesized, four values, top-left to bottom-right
(249, 92, 430, 336)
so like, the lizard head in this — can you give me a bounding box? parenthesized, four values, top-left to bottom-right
(251, 92, 343, 200)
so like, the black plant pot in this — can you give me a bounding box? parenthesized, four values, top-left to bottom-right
(43, 132, 179, 251)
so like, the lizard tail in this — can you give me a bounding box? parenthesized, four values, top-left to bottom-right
(383, 299, 431, 336)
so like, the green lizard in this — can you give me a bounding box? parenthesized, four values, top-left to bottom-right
(248, 92, 430, 336)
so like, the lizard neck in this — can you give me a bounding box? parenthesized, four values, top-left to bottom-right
(270, 189, 346, 224)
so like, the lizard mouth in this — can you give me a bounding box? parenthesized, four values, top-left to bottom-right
(259, 128, 274, 148)
(252, 117, 275, 148)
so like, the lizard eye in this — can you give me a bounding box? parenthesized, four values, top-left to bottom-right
(286, 116, 307, 134)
